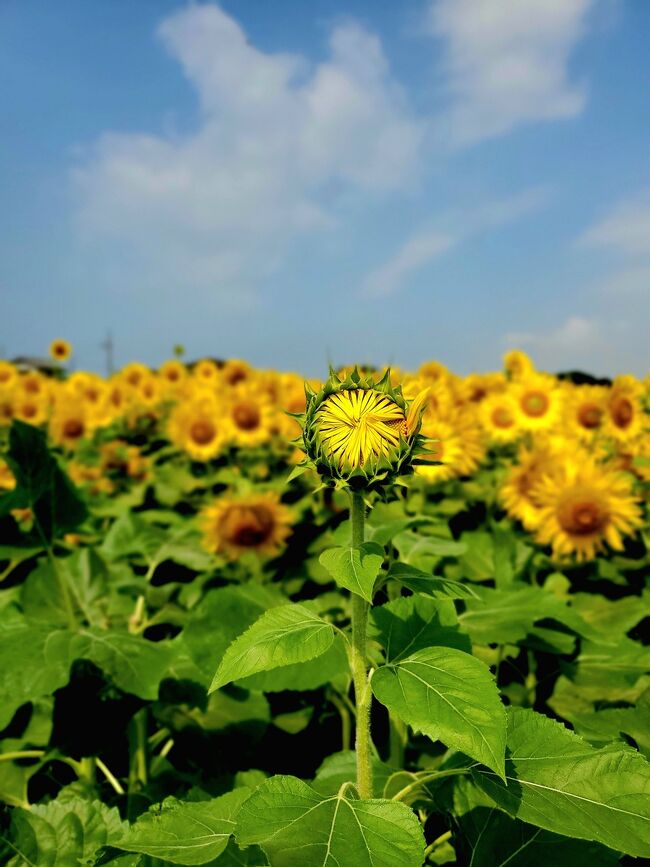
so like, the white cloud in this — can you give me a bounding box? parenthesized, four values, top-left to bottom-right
(578, 198, 650, 256)
(428, 0, 593, 145)
(73, 4, 424, 299)
(362, 230, 455, 298)
(362, 187, 549, 297)
(505, 316, 601, 367)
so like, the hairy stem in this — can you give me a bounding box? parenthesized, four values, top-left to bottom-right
(349, 489, 373, 799)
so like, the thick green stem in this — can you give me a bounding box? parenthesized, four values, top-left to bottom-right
(349, 489, 374, 799)
(128, 709, 149, 794)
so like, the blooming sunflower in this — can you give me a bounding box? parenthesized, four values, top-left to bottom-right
(415, 411, 485, 482)
(49, 398, 92, 450)
(49, 339, 72, 363)
(193, 359, 220, 388)
(564, 384, 607, 441)
(604, 376, 644, 442)
(159, 359, 188, 389)
(532, 458, 642, 562)
(221, 358, 252, 388)
(167, 395, 229, 461)
(0, 361, 18, 391)
(199, 492, 292, 559)
(513, 372, 563, 431)
(13, 394, 48, 427)
(501, 443, 564, 530)
(479, 392, 520, 444)
(121, 362, 151, 390)
(503, 349, 534, 380)
(226, 387, 274, 449)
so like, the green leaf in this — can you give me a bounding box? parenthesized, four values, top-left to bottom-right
(319, 542, 384, 602)
(0, 794, 124, 866)
(458, 585, 596, 645)
(393, 530, 466, 572)
(115, 789, 250, 865)
(386, 562, 478, 600)
(570, 688, 650, 757)
(371, 646, 506, 778)
(0, 622, 175, 727)
(236, 774, 425, 866)
(369, 595, 470, 662)
(473, 706, 650, 858)
(101, 513, 213, 575)
(311, 751, 397, 798)
(183, 584, 286, 682)
(210, 604, 336, 692)
(0, 420, 87, 543)
(241, 635, 348, 692)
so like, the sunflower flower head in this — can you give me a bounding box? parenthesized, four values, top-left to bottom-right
(296, 367, 430, 490)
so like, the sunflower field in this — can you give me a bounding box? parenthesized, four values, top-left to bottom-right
(0, 346, 649, 866)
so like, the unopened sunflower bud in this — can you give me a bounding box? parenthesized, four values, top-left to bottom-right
(295, 367, 430, 490)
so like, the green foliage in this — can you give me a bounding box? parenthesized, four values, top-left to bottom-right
(473, 707, 650, 857)
(372, 645, 507, 777)
(0, 420, 87, 543)
(319, 542, 384, 602)
(236, 775, 426, 866)
(210, 603, 336, 691)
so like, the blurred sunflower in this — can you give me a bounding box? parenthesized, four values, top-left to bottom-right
(479, 393, 520, 444)
(121, 362, 151, 390)
(49, 397, 92, 450)
(168, 396, 229, 461)
(503, 349, 534, 380)
(222, 358, 252, 388)
(49, 339, 72, 363)
(159, 359, 188, 390)
(226, 387, 274, 448)
(563, 384, 607, 440)
(193, 359, 220, 388)
(604, 376, 644, 442)
(416, 410, 485, 482)
(199, 492, 292, 559)
(532, 458, 642, 561)
(501, 443, 563, 530)
(0, 361, 18, 391)
(13, 393, 48, 426)
(513, 372, 563, 431)
(68, 462, 114, 495)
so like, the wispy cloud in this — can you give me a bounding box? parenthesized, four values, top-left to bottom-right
(427, 0, 594, 146)
(578, 196, 650, 256)
(361, 187, 550, 298)
(362, 230, 455, 298)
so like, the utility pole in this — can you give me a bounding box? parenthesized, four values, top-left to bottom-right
(101, 331, 115, 377)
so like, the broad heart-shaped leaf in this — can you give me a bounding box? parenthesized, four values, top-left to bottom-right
(458, 584, 596, 645)
(210, 604, 336, 692)
(369, 595, 470, 662)
(371, 646, 506, 778)
(183, 584, 286, 681)
(236, 774, 425, 866)
(115, 789, 250, 865)
(0, 622, 175, 727)
(319, 542, 384, 603)
(386, 562, 478, 600)
(241, 635, 348, 692)
(0, 420, 87, 543)
(0, 794, 124, 867)
(473, 707, 650, 858)
(457, 797, 620, 865)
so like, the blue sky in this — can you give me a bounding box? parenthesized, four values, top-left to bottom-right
(1, 0, 649, 377)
